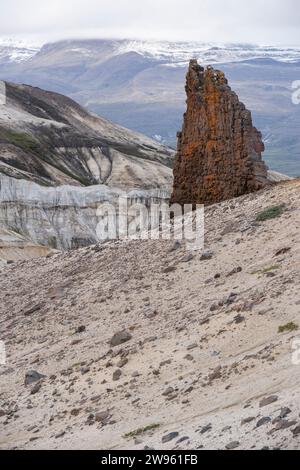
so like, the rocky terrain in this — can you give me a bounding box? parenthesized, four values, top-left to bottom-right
(0, 38, 299, 176)
(0, 82, 173, 255)
(0, 82, 173, 187)
(171, 60, 269, 205)
(1, 178, 300, 450)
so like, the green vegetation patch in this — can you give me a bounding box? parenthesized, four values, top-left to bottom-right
(124, 424, 160, 439)
(0, 128, 39, 153)
(278, 322, 299, 334)
(251, 265, 280, 276)
(255, 205, 286, 222)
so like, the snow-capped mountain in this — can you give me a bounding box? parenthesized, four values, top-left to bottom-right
(0, 37, 300, 176)
(117, 40, 300, 65)
(0, 38, 40, 64)
(2, 37, 300, 66)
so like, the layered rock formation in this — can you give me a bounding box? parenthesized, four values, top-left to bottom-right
(0, 173, 169, 254)
(0, 82, 173, 257)
(171, 60, 269, 206)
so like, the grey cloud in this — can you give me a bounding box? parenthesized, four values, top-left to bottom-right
(0, 0, 299, 44)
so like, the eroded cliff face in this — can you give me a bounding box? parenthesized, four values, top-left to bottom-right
(171, 60, 269, 206)
(0, 174, 170, 254)
(0, 81, 174, 257)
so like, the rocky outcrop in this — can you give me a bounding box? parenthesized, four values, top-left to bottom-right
(0, 82, 174, 189)
(171, 60, 269, 206)
(0, 81, 174, 256)
(0, 174, 170, 254)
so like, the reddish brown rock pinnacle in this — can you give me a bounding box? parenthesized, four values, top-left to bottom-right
(171, 60, 269, 206)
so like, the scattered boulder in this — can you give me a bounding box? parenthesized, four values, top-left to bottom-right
(292, 425, 300, 436)
(162, 387, 174, 397)
(117, 358, 128, 368)
(113, 369, 122, 381)
(75, 325, 86, 334)
(279, 407, 292, 419)
(24, 371, 46, 386)
(162, 432, 179, 444)
(110, 331, 132, 348)
(225, 441, 240, 450)
(200, 424, 212, 434)
(201, 251, 214, 261)
(23, 304, 43, 317)
(256, 417, 271, 428)
(181, 254, 194, 263)
(274, 419, 296, 431)
(30, 382, 42, 395)
(95, 411, 110, 423)
(259, 396, 278, 408)
(163, 266, 177, 274)
(241, 417, 255, 425)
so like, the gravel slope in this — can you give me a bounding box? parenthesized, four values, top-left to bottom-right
(0, 179, 300, 450)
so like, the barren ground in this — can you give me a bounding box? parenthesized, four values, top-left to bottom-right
(1, 180, 300, 450)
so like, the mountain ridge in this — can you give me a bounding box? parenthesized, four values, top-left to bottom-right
(0, 81, 174, 188)
(0, 37, 298, 176)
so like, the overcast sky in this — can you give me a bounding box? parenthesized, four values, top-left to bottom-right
(1, 0, 300, 45)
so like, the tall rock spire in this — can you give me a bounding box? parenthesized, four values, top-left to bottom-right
(171, 60, 269, 206)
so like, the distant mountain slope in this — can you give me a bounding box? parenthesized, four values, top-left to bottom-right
(0, 38, 299, 176)
(0, 38, 40, 64)
(0, 82, 174, 189)
(0, 81, 173, 254)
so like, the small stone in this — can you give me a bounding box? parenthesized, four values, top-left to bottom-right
(208, 366, 222, 382)
(75, 325, 86, 334)
(184, 354, 194, 361)
(162, 432, 179, 443)
(181, 254, 194, 263)
(113, 369, 122, 381)
(110, 331, 132, 347)
(168, 241, 181, 252)
(23, 304, 42, 317)
(256, 417, 271, 428)
(162, 387, 174, 397)
(117, 358, 128, 368)
(177, 436, 189, 444)
(200, 424, 212, 434)
(225, 441, 240, 450)
(241, 417, 255, 425)
(144, 308, 158, 319)
(163, 266, 177, 274)
(160, 359, 172, 367)
(95, 411, 110, 422)
(25, 371, 46, 386)
(227, 267, 242, 277)
(292, 424, 300, 436)
(274, 419, 297, 431)
(279, 407, 291, 419)
(201, 251, 213, 261)
(259, 396, 278, 408)
(187, 343, 198, 351)
(234, 314, 245, 324)
(30, 382, 42, 395)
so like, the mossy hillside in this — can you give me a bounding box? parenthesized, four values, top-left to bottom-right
(0, 128, 39, 153)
